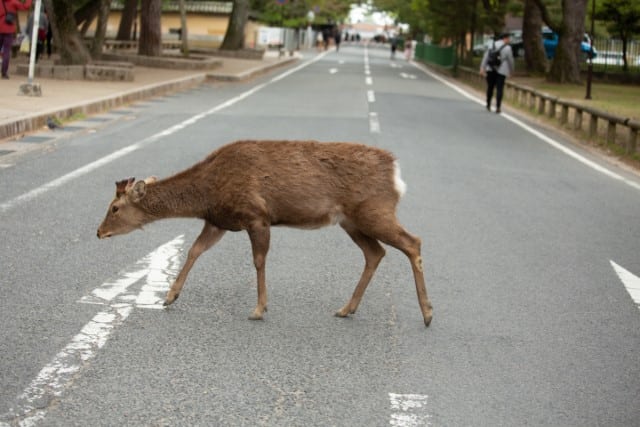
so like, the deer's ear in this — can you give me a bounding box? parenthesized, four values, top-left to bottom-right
(144, 176, 158, 184)
(115, 177, 135, 197)
(130, 180, 147, 203)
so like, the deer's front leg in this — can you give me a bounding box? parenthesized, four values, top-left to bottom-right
(247, 222, 270, 320)
(164, 222, 226, 306)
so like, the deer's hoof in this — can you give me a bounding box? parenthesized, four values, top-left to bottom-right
(248, 306, 266, 320)
(335, 306, 355, 318)
(163, 292, 179, 307)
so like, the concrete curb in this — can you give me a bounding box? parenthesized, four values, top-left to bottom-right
(0, 56, 299, 141)
(0, 73, 207, 140)
(207, 56, 298, 81)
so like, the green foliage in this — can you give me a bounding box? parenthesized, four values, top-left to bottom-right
(595, 0, 640, 39)
(254, 0, 352, 27)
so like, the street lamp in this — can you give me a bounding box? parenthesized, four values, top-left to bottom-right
(585, 0, 595, 100)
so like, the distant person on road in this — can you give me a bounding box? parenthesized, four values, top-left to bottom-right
(479, 32, 514, 114)
(334, 28, 341, 52)
(390, 37, 398, 59)
(322, 27, 330, 50)
(404, 38, 413, 61)
(0, 0, 33, 79)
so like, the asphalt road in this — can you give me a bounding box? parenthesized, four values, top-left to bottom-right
(1, 45, 639, 426)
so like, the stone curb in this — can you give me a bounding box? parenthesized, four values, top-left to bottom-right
(0, 73, 207, 141)
(207, 56, 298, 81)
(0, 56, 299, 141)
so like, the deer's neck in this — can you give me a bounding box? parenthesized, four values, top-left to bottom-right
(140, 178, 209, 220)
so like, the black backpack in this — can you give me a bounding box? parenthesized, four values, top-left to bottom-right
(487, 42, 506, 69)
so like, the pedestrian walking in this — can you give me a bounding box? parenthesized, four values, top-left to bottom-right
(479, 32, 515, 114)
(0, 0, 33, 79)
(334, 27, 341, 52)
(404, 38, 413, 61)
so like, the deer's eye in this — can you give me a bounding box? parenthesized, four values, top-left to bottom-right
(111, 205, 119, 214)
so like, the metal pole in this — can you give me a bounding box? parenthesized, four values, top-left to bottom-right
(585, 0, 595, 100)
(27, 0, 43, 85)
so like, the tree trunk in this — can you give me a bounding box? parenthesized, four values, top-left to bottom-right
(75, 0, 100, 37)
(547, 0, 588, 83)
(523, 0, 547, 74)
(45, 0, 92, 65)
(91, 0, 112, 58)
(178, 0, 189, 56)
(220, 0, 249, 50)
(116, 0, 138, 41)
(139, 0, 162, 56)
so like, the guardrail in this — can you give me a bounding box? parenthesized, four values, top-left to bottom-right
(457, 66, 639, 156)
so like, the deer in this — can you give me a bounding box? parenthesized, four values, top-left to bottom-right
(97, 140, 433, 327)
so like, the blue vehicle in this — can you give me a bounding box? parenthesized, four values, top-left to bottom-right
(542, 27, 597, 60)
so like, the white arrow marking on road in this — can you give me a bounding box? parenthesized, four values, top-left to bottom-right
(611, 261, 640, 310)
(1, 236, 184, 426)
(329, 68, 338, 74)
(389, 393, 430, 426)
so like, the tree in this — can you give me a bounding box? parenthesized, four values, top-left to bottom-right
(178, 0, 189, 55)
(533, 0, 589, 83)
(523, 0, 548, 73)
(139, 0, 162, 56)
(595, 0, 640, 71)
(221, 0, 250, 50)
(92, 0, 112, 58)
(116, 0, 138, 41)
(45, 0, 92, 65)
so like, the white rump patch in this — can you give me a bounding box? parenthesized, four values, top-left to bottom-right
(394, 161, 407, 197)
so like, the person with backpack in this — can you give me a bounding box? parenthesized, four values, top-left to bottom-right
(479, 32, 515, 114)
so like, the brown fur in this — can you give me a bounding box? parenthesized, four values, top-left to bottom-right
(97, 140, 432, 326)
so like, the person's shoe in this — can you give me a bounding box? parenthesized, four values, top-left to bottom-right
(486, 104, 490, 111)
(496, 108, 501, 114)
(1, 74, 9, 79)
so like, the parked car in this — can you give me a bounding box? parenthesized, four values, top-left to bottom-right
(542, 27, 597, 60)
(472, 31, 523, 58)
(590, 50, 624, 65)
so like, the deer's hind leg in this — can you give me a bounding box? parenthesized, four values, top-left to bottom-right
(335, 220, 386, 318)
(247, 222, 271, 320)
(353, 207, 433, 327)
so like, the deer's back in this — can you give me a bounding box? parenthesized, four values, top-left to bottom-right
(194, 140, 402, 228)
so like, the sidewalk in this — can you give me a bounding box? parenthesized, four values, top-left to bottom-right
(0, 51, 299, 142)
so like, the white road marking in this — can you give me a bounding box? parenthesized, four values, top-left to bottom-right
(366, 76, 373, 85)
(0, 51, 331, 215)
(329, 68, 338, 74)
(367, 90, 376, 103)
(369, 112, 381, 133)
(400, 72, 417, 79)
(1, 236, 184, 426)
(411, 61, 640, 192)
(611, 261, 640, 310)
(389, 393, 430, 426)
